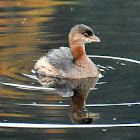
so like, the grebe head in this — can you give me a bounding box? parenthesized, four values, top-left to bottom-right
(69, 24, 100, 45)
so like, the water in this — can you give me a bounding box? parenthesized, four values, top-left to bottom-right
(0, 0, 140, 139)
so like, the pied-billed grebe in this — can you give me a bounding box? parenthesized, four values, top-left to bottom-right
(34, 24, 100, 79)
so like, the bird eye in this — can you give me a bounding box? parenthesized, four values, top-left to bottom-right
(83, 32, 88, 37)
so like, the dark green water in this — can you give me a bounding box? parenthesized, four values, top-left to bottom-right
(0, 0, 140, 139)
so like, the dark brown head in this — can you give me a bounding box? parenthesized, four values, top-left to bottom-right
(69, 24, 100, 45)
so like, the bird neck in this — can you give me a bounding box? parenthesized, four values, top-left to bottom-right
(70, 43, 88, 62)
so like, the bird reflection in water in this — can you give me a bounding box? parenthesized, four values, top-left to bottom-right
(37, 76, 100, 124)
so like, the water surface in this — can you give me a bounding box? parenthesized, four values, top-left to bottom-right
(0, 0, 140, 139)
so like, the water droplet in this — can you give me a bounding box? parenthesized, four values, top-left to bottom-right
(17, 3, 20, 6)
(59, 101, 63, 104)
(102, 129, 107, 132)
(113, 118, 117, 121)
(121, 63, 126, 65)
(32, 102, 36, 104)
(3, 119, 7, 122)
(71, 8, 73, 10)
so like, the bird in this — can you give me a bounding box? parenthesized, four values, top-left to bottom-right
(34, 24, 100, 79)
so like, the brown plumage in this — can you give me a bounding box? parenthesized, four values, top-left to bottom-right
(34, 24, 100, 79)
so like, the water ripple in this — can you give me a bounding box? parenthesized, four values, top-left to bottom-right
(1, 82, 55, 91)
(18, 102, 140, 107)
(0, 122, 140, 128)
(88, 55, 140, 64)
